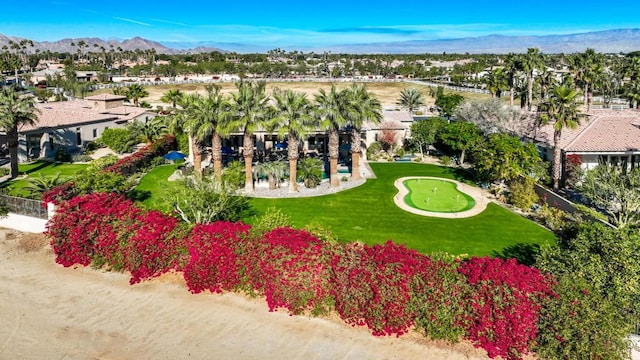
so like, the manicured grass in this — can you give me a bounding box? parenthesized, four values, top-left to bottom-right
(135, 164, 183, 212)
(248, 163, 556, 257)
(1, 160, 88, 197)
(403, 178, 475, 212)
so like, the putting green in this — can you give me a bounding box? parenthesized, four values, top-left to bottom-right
(403, 178, 475, 213)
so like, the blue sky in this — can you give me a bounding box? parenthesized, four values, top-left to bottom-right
(3, 0, 640, 48)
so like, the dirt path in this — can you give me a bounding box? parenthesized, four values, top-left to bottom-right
(0, 228, 489, 360)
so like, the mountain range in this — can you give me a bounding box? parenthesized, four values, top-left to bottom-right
(2, 29, 640, 54)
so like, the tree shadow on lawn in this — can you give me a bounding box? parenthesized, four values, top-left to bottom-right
(442, 166, 477, 184)
(127, 189, 151, 202)
(19, 160, 54, 175)
(492, 243, 541, 266)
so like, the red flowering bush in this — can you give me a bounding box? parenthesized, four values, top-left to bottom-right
(458, 257, 555, 360)
(42, 182, 77, 206)
(330, 241, 426, 336)
(183, 222, 251, 294)
(259, 227, 334, 315)
(46, 193, 139, 267)
(123, 210, 189, 284)
(104, 135, 175, 175)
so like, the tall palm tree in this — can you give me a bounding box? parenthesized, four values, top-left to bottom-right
(345, 84, 382, 180)
(503, 53, 522, 107)
(229, 81, 272, 193)
(187, 85, 232, 180)
(579, 48, 605, 111)
(160, 88, 184, 109)
(174, 93, 204, 174)
(126, 84, 148, 107)
(315, 85, 348, 187)
(521, 48, 545, 111)
(396, 88, 425, 114)
(271, 89, 313, 192)
(538, 86, 586, 190)
(0, 86, 39, 178)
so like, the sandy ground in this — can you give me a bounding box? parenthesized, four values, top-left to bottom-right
(0, 228, 490, 360)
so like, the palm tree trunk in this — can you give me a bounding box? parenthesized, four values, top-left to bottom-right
(244, 157, 253, 192)
(8, 126, 19, 179)
(212, 134, 222, 180)
(583, 83, 589, 109)
(328, 128, 340, 187)
(527, 73, 534, 111)
(552, 130, 562, 191)
(192, 140, 202, 176)
(243, 133, 254, 193)
(288, 135, 299, 193)
(351, 128, 361, 180)
(289, 159, 298, 193)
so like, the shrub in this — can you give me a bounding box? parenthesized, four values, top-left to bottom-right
(536, 203, 568, 231)
(71, 153, 93, 163)
(507, 176, 539, 211)
(366, 141, 381, 159)
(409, 258, 468, 342)
(73, 171, 131, 195)
(88, 154, 120, 171)
(183, 221, 251, 294)
(458, 257, 555, 360)
(250, 207, 291, 237)
(54, 148, 72, 162)
(259, 227, 334, 315)
(536, 275, 632, 360)
(297, 157, 323, 188)
(440, 155, 452, 165)
(173, 177, 253, 224)
(98, 128, 134, 153)
(330, 241, 426, 336)
(222, 161, 245, 190)
(0, 168, 9, 177)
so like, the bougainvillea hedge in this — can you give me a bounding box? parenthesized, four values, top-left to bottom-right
(45, 191, 604, 359)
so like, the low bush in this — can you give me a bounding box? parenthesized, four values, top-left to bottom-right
(507, 176, 539, 211)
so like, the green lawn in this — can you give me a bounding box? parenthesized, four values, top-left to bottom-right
(404, 178, 475, 212)
(135, 164, 183, 212)
(248, 163, 556, 256)
(1, 160, 88, 197)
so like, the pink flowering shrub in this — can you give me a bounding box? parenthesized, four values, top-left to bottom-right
(124, 210, 189, 284)
(47, 193, 139, 267)
(104, 135, 175, 175)
(458, 257, 555, 360)
(42, 181, 77, 206)
(183, 222, 251, 294)
(330, 241, 427, 336)
(258, 227, 334, 315)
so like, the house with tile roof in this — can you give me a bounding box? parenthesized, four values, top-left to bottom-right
(532, 108, 640, 182)
(7, 94, 156, 161)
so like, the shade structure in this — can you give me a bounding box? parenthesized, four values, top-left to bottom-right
(163, 150, 187, 160)
(274, 142, 288, 149)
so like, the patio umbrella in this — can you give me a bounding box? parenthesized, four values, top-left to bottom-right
(163, 150, 187, 161)
(274, 142, 288, 149)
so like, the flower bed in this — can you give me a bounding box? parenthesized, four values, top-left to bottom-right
(46, 192, 573, 359)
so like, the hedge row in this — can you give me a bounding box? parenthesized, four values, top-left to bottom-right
(42, 135, 175, 204)
(46, 192, 570, 360)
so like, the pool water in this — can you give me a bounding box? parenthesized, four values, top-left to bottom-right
(403, 178, 475, 213)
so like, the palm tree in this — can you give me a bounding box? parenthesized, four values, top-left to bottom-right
(345, 84, 382, 180)
(538, 86, 586, 190)
(229, 81, 272, 193)
(580, 49, 605, 111)
(503, 53, 522, 107)
(271, 89, 313, 192)
(0, 86, 39, 178)
(315, 85, 348, 187)
(23, 173, 68, 199)
(129, 118, 167, 144)
(126, 84, 148, 107)
(483, 68, 507, 98)
(187, 85, 232, 180)
(396, 88, 425, 114)
(160, 89, 184, 109)
(521, 48, 544, 111)
(173, 93, 204, 174)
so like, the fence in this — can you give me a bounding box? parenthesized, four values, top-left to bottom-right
(0, 195, 48, 219)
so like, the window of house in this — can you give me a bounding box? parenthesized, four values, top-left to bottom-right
(92, 129, 97, 138)
(76, 128, 82, 146)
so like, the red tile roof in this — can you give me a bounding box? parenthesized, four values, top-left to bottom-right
(534, 109, 640, 153)
(20, 99, 152, 133)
